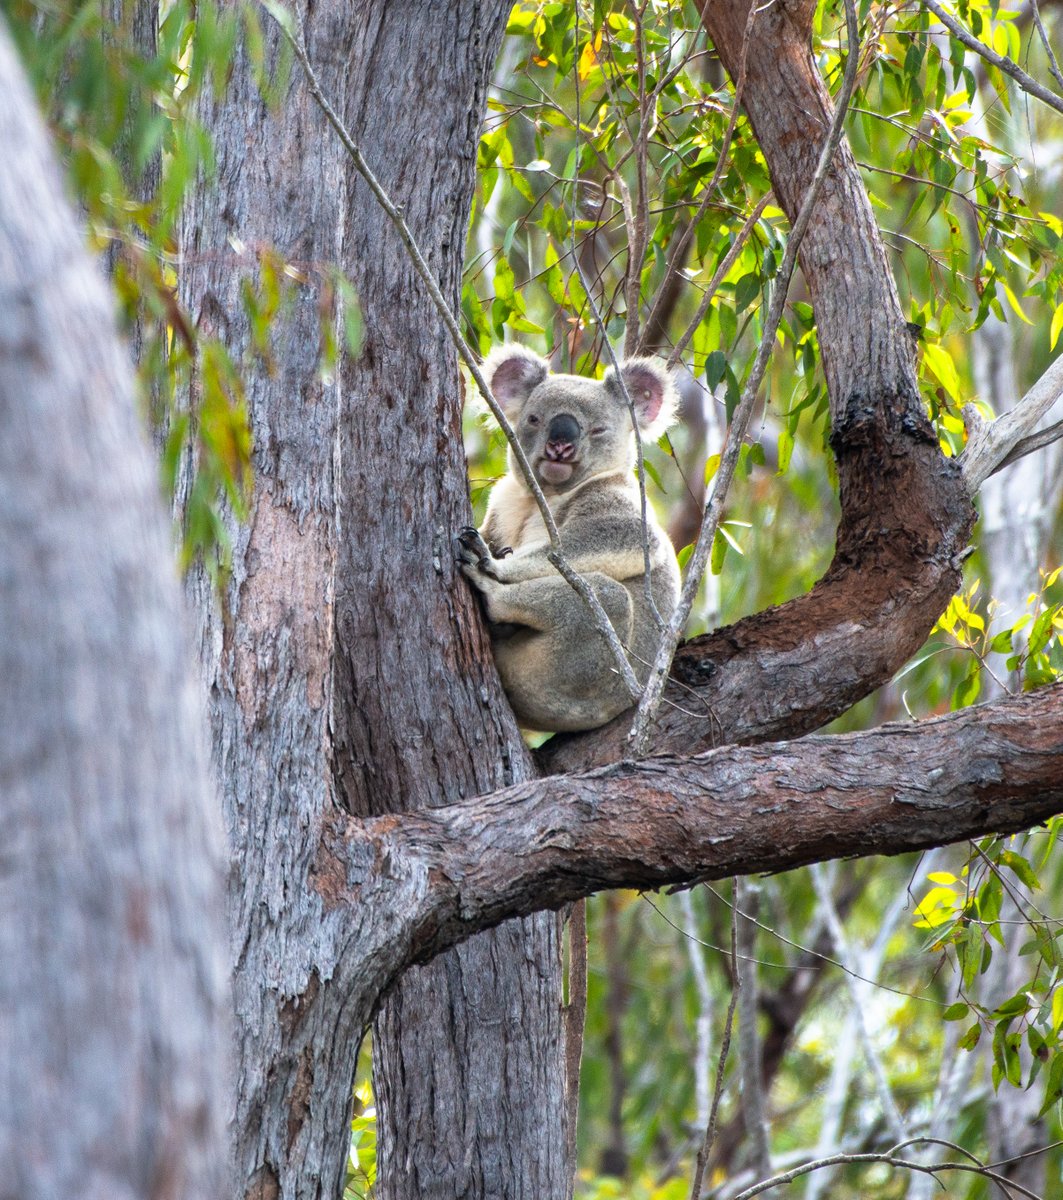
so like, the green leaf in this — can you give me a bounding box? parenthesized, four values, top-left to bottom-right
(710, 528, 727, 575)
(958, 1021, 982, 1051)
(704, 349, 727, 392)
(998, 848, 1041, 891)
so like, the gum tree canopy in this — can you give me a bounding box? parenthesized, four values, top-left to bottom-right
(2, 1, 1063, 1199)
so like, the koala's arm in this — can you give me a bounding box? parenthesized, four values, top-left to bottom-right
(494, 517, 655, 583)
(458, 529, 635, 638)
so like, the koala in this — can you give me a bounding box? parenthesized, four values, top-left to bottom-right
(457, 344, 680, 733)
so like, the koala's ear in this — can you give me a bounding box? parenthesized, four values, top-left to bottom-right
(483, 344, 550, 417)
(605, 357, 678, 440)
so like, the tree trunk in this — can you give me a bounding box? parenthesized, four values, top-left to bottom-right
(0, 26, 229, 1200)
(329, 6, 569, 1196)
(179, 4, 569, 1196)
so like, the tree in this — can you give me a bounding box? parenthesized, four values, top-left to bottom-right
(0, 24, 230, 1199)
(3, 1, 1063, 1199)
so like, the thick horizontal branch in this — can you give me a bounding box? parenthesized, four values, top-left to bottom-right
(322, 684, 1063, 988)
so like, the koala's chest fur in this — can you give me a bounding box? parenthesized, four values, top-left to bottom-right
(483, 475, 550, 552)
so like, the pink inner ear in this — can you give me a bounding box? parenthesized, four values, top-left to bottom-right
(621, 362, 665, 425)
(491, 353, 546, 408)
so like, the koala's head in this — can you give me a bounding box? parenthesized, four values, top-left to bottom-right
(483, 345, 678, 492)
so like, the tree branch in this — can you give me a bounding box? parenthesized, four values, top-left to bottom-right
(961, 353, 1063, 488)
(323, 684, 1063, 987)
(922, 0, 1063, 117)
(990, 415, 1063, 476)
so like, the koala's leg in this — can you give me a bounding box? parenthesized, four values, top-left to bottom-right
(473, 571, 633, 645)
(485, 572, 638, 731)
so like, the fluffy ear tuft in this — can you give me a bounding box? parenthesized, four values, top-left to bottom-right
(604, 357, 678, 440)
(483, 344, 550, 417)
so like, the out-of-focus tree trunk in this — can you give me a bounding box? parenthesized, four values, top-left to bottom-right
(0, 26, 229, 1200)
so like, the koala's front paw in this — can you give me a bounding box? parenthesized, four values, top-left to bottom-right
(455, 526, 493, 568)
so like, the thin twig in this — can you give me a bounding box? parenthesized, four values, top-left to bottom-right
(1031, 0, 1063, 92)
(628, 0, 863, 754)
(922, 0, 1063, 116)
(666, 194, 771, 371)
(688, 883, 740, 1200)
(262, 0, 642, 698)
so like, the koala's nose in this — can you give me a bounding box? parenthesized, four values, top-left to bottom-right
(545, 413, 580, 461)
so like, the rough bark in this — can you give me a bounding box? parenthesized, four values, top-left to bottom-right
(329, 6, 570, 1197)
(543, 0, 975, 773)
(179, 4, 568, 1197)
(0, 26, 229, 1200)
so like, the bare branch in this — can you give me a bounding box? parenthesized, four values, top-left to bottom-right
(262, 0, 641, 699)
(737, 879, 772, 1178)
(961, 353, 1063, 489)
(727, 1143, 1043, 1200)
(989, 415, 1063, 477)
(627, 0, 862, 755)
(922, 0, 1063, 117)
(810, 864, 908, 1142)
(678, 889, 714, 1129)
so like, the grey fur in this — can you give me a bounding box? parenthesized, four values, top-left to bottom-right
(458, 346, 680, 732)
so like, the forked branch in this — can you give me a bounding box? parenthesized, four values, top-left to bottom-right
(961, 353, 1063, 489)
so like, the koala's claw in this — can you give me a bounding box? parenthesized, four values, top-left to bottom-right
(455, 526, 493, 569)
(495, 545, 513, 558)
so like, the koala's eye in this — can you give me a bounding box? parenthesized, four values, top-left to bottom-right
(590, 425, 608, 436)
(526, 414, 540, 427)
